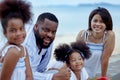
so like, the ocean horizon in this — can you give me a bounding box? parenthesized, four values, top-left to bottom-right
(0, 3, 120, 49)
(31, 3, 120, 35)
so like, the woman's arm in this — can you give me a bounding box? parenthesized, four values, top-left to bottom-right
(25, 50, 33, 80)
(0, 48, 19, 80)
(101, 31, 115, 77)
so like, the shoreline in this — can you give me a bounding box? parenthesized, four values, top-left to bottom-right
(53, 31, 120, 55)
(51, 32, 120, 63)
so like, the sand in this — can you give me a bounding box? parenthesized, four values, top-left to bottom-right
(53, 30, 120, 55)
(52, 31, 120, 79)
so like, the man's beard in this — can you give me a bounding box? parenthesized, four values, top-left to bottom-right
(35, 32, 52, 48)
(38, 37, 52, 48)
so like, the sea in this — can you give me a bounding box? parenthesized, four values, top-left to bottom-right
(31, 3, 120, 35)
(0, 3, 120, 48)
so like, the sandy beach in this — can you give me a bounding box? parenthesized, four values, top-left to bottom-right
(113, 28, 120, 55)
(52, 31, 120, 79)
(51, 29, 120, 64)
(53, 30, 120, 55)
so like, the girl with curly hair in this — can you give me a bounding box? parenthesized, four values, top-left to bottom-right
(0, 0, 33, 80)
(47, 41, 91, 80)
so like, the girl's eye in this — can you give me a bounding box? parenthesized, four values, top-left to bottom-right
(71, 59, 76, 62)
(10, 29, 16, 33)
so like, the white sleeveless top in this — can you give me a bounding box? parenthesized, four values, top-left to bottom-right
(47, 60, 89, 80)
(83, 31, 106, 78)
(0, 45, 26, 80)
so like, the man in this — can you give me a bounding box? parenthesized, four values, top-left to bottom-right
(23, 12, 70, 80)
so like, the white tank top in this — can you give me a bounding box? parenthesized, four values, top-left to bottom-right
(83, 31, 106, 78)
(0, 45, 26, 80)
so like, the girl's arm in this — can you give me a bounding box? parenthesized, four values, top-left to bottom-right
(25, 49, 33, 80)
(0, 48, 20, 80)
(101, 31, 115, 77)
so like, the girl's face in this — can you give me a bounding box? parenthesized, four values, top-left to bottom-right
(68, 52, 84, 72)
(91, 14, 106, 33)
(4, 18, 26, 45)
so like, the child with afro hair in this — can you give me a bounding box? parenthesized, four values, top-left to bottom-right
(0, 0, 33, 80)
(47, 41, 91, 80)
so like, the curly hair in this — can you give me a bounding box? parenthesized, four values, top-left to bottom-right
(54, 41, 91, 64)
(71, 41, 91, 59)
(0, 0, 32, 32)
(54, 43, 72, 62)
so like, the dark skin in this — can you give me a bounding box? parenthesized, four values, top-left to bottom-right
(34, 18, 58, 50)
(34, 18, 71, 80)
(0, 18, 33, 80)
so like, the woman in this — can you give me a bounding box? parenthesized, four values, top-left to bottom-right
(76, 7, 115, 78)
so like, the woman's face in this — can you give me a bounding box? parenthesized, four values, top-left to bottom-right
(91, 14, 106, 33)
(4, 18, 26, 45)
(68, 52, 84, 72)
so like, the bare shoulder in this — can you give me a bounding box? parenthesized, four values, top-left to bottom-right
(104, 30, 115, 44)
(106, 30, 115, 39)
(77, 30, 86, 35)
(76, 30, 86, 42)
(3, 47, 20, 64)
(107, 30, 115, 36)
(7, 47, 20, 56)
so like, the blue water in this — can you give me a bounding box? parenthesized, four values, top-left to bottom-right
(31, 4, 120, 35)
(0, 4, 120, 43)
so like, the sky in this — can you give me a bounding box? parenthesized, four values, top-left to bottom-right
(28, 0, 120, 6)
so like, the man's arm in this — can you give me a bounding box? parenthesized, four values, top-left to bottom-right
(47, 61, 71, 80)
(32, 71, 53, 80)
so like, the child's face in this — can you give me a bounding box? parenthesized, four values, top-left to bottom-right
(4, 18, 26, 45)
(68, 52, 84, 72)
(91, 14, 106, 33)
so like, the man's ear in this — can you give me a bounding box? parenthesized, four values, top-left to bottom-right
(34, 24, 38, 31)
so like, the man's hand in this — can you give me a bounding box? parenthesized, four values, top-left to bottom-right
(52, 63, 71, 80)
